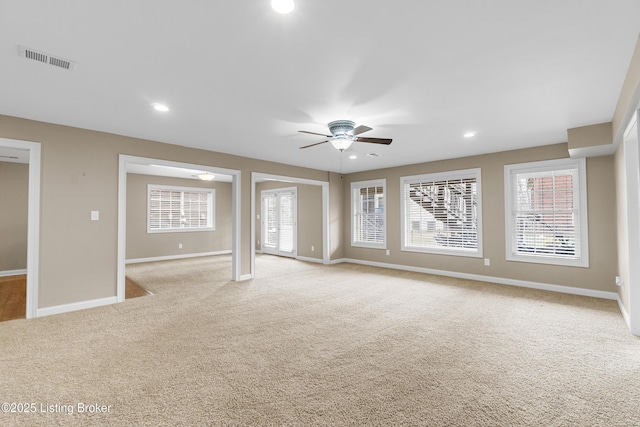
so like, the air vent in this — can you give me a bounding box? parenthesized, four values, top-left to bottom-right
(19, 46, 75, 71)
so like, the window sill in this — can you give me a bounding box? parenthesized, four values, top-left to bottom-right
(402, 246, 482, 258)
(147, 228, 215, 234)
(351, 242, 386, 250)
(506, 254, 589, 268)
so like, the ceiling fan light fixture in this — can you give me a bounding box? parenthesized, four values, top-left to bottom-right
(271, 0, 295, 14)
(329, 137, 353, 151)
(152, 103, 169, 112)
(298, 119, 391, 151)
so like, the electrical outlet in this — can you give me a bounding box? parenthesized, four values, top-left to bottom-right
(311, 245, 315, 252)
(179, 243, 183, 249)
(90, 211, 99, 221)
(616, 276, 624, 287)
(484, 258, 490, 266)
(386, 249, 390, 256)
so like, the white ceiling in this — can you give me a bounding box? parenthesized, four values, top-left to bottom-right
(1, 1, 639, 174)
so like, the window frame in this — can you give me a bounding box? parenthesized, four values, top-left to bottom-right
(504, 158, 589, 267)
(400, 168, 483, 258)
(351, 179, 387, 249)
(147, 184, 215, 233)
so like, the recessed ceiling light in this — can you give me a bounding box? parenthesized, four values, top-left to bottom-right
(349, 154, 358, 160)
(153, 103, 169, 112)
(271, 0, 295, 13)
(463, 131, 476, 138)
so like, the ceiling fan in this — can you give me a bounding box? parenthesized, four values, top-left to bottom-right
(299, 120, 392, 151)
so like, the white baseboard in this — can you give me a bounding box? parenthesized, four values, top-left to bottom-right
(126, 250, 232, 265)
(617, 295, 631, 329)
(238, 274, 253, 281)
(296, 256, 323, 264)
(37, 296, 118, 318)
(0, 269, 27, 277)
(334, 258, 618, 301)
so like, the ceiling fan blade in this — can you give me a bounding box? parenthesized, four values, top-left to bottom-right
(355, 137, 392, 145)
(352, 125, 372, 135)
(299, 140, 328, 149)
(299, 130, 333, 138)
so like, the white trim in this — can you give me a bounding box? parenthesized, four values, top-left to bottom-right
(0, 269, 28, 277)
(333, 258, 617, 301)
(232, 172, 241, 281)
(238, 274, 253, 281)
(37, 296, 118, 318)
(618, 294, 631, 330)
(622, 111, 640, 335)
(118, 155, 242, 304)
(0, 138, 41, 319)
(351, 178, 387, 249)
(322, 184, 329, 265)
(125, 250, 232, 264)
(251, 173, 331, 279)
(400, 168, 483, 258)
(296, 255, 324, 264)
(504, 157, 589, 268)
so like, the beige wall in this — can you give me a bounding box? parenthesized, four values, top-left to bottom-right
(613, 35, 640, 320)
(0, 114, 329, 308)
(0, 161, 28, 271)
(0, 99, 631, 310)
(255, 181, 323, 260)
(613, 34, 640, 141)
(342, 143, 618, 292)
(126, 174, 233, 260)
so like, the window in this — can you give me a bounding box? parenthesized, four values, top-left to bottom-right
(401, 169, 482, 257)
(351, 180, 386, 248)
(148, 184, 214, 233)
(504, 158, 588, 267)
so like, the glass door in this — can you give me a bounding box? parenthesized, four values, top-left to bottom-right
(261, 187, 297, 257)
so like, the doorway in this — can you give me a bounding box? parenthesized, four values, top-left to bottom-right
(117, 155, 243, 303)
(261, 187, 297, 257)
(0, 138, 40, 319)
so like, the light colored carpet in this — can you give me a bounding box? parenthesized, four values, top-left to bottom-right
(1, 254, 639, 426)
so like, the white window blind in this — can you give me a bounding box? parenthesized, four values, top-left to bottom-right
(148, 185, 214, 232)
(505, 158, 588, 267)
(401, 169, 482, 256)
(351, 180, 386, 248)
(263, 193, 278, 249)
